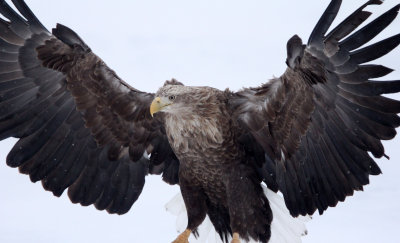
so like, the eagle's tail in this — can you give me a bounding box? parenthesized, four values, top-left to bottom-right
(165, 185, 310, 243)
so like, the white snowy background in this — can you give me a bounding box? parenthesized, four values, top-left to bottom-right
(0, 0, 399, 242)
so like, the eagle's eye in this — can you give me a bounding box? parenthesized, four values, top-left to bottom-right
(168, 95, 176, 101)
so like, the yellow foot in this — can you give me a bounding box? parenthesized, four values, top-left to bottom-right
(231, 232, 241, 243)
(172, 229, 191, 243)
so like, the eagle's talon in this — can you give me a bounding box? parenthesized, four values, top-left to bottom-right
(231, 232, 241, 243)
(172, 229, 191, 243)
(171, 239, 189, 243)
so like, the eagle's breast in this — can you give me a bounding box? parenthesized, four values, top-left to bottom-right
(162, 89, 241, 164)
(164, 113, 225, 154)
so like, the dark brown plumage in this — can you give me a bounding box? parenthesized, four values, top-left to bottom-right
(1, 0, 400, 242)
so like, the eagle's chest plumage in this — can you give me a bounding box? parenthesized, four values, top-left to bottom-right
(163, 102, 243, 202)
(165, 114, 224, 154)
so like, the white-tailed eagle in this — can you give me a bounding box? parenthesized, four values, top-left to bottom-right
(0, 0, 399, 242)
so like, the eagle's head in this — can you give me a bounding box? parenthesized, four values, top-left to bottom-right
(150, 82, 219, 117)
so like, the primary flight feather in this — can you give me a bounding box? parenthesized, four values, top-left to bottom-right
(0, 0, 400, 242)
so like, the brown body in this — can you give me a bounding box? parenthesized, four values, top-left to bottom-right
(161, 88, 272, 241)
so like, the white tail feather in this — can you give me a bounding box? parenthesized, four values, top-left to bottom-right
(165, 185, 310, 243)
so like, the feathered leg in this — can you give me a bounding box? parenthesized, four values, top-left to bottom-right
(172, 176, 207, 243)
(226, 165, 272, 243)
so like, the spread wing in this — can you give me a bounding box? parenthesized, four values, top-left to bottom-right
(230, 0, 400, 216)
(0, 0, 179, 214)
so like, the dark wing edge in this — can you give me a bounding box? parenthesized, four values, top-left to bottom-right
(230, 0, 400, 216)
(0, 0, 179, 215)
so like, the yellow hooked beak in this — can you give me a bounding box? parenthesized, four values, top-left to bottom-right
(150, 97, 162, 117)
(150, 97, 173, 117)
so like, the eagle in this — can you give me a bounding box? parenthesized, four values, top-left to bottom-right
(0, 0, 399, 242)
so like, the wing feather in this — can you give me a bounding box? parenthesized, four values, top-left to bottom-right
(231, 1, 400, 216)
(0, 0, 178, 215)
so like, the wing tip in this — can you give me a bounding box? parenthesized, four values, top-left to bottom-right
(286, 35, 305, 69)
(52, 23, 91, 52)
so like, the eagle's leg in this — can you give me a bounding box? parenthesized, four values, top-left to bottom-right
(172, 229, 191, 243)
(231, 232, 241, 243)
(226, 166, 272, 243)
(172, 176, 207, 243)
